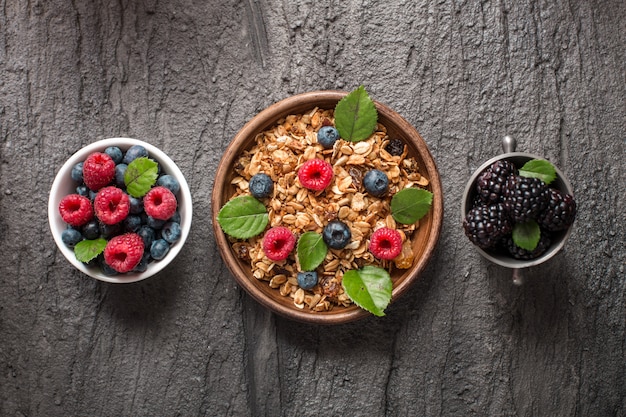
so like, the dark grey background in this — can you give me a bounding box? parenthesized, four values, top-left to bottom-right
(1, 1, 624, 416)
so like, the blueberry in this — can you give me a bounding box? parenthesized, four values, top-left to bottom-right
(123, 145, 149, 164)
(249, 173, 274, 199)
(133, 252, 152, 272)
(129, 196, 143, 214)
(82, 220, 100, 240)
(322, 220, 352, 249)
(61, 228, 83, 247)
(76, 184, 90, 197)
(146, 216, 166, 229)
(104, 146, 124, 164)
(71, 162, 84, 183)
(115, 163, 128, 187)
(317, 126, 339, 149)
(363, 169, 389, 197)
(169, 211, 181, 224)
(157, 175, 180, 195)
(150, 239, 170, 260)
(124, 215, 142, 232)
(89, 190, 97, 201)
(100, 223, 121, 239)
(297, 271, 318, 290)
(137, 225, 156, 248)
(161, 221, 181, 243)
(100, 260, 118, 276)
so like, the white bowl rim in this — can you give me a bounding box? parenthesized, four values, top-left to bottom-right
(461, 151, 574, 269)
(48, 137, 193, 283)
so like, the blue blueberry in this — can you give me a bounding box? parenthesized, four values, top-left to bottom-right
(115, 163, 128, 187)
(89, 190, 97, 201)
(100, 223, 121, 239)
(249, 173, 274, 199)
(124, 215, 142, 232)
(137, 225, 156, 248)
(161, 221, 181, 243)
(76, 184, 90, 197)
(129, 196, 144, 214)
(317, 126, 340, 149)
(100, 259, 118, 276)
(363, 169, 389, 197)
(146, 216, 166, 230)
(82, 220, 100, 240)
(297, 271, 318, 290)
(133, 252, 152, 272)
(150, 239, 170, 260)
(61, 228, 83, 247)
(123, 145, 149, 164)
(322, 220, 352, 249)
(104, 146, 124, 164)
(71, 162, 84, 183)
(156, 175, 180, 195)
(169, 211, 181, 224)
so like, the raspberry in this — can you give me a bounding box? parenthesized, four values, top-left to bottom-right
(103, 233, 145, 273)
(298, 159, 334, 191)
(463, 203, 512, 249)
(144, 186, 178, 220)
(94, 186, 131, 225)
(262, 226, 296, 261)
(369, 227, 403, 260)
(83, 152, 116, 191)
(58, 194, 94, 227)
(537, 188, 577, 231)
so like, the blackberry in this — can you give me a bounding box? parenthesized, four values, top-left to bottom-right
(502, 232, 551, 260)
(463, 203, 512, 249)
(503, 176, 550, 223)
(475, 160, 517, 203)
(385, 139, 405, 156)
(537, 188, 577, 231)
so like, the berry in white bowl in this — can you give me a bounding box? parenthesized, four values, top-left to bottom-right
(48, 138, 192, 283)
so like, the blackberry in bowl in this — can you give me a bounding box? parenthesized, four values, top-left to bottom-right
(48, 138, 193, 283)
(461, 136, 577, 269)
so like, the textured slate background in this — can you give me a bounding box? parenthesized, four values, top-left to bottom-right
(1, 1, 624, 416)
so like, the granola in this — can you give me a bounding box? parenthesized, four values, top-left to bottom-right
(225, 107, 429, 312)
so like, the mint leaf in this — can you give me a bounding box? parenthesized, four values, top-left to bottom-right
(512, 220, 541, 251)
(297, 232, 327, 271)
(75, 238, 107, 263)
(125, 157, 159, 197)
(391, 188, 433, 225)
(342, 266, 392, 317)
(334, 85, 378, 142)
(217, 195, 269, 239)
(519, 159, 557, 185)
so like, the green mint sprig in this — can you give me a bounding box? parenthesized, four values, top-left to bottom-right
(125, 157, 159, 197)
(296, 232, 327, 271)
(391, 188, 433, 225)
(75, 238, 107, 263)
(334, 85, 378, 142)
(217, 195, 269, 239)
(342, 266, 393, 317)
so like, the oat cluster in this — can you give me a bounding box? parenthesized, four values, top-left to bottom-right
(227, 107, 430, 312)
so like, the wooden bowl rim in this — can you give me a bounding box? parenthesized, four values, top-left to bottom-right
(212, 90, 443, 324)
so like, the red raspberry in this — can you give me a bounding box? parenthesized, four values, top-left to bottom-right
(298, 158, 334, 191)
(144, 186, 178, 220)
(104, 233, 145, 273)
(83, 152, 116, 191)
(58, 194, 94, 227)
(262, 226, 296, 261)
(369, 227, 403, 260)
(94, 186, 130, 225)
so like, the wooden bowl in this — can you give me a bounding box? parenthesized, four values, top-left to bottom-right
(212, 91, 443, 324)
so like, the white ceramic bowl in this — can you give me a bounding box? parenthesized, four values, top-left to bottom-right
(48, 138, 193, 283)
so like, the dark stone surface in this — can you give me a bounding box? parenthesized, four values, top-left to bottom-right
(1, 0, 624, 416)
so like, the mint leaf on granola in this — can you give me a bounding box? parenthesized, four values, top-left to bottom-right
(519, 159, 557, 185)
(334, 85, 378, 142)
(391, 188, 433, 225)
(342, 266, 392, 317)
(75, 238, 107, 263)
(124, 157, 159, 197)
(217, 195, 269, 239)
(297, 232, 327, 271)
